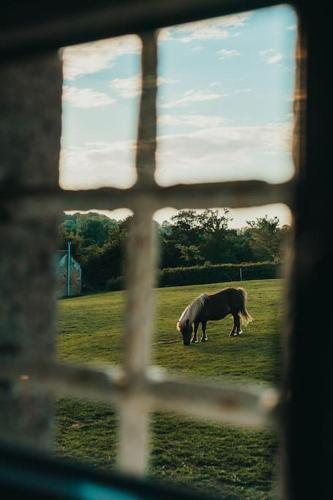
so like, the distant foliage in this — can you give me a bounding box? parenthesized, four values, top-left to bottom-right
(58, 212, 129, 291)
(105, 276, 124, 292)
(59, 211, 289, 291)
(159, 262, 279, 288)
(246, 216, 287, 262)
(105, 263, 278, 290)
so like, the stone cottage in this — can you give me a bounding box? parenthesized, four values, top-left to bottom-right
(56, 251, 82, 298)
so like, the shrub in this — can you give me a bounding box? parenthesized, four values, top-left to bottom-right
(105, 276, 124, 291)
(158, 262, 279, 287)
(101, 262, 279, 292)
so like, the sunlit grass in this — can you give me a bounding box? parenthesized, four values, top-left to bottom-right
(56, 279, 283, 498)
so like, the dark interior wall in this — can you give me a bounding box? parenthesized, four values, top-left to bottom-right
(285, 3, 332, 499)
(0, 0, 280, 57)
(0, 53, 62, 449)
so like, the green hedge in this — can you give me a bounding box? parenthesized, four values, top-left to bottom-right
(159, 262, 278, 287)
(105, 276, 124, 291)
(106, 262, 279, 291)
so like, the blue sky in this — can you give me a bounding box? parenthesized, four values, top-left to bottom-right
(61, 4, 297, 227)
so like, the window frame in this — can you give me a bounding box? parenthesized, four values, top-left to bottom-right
(1, 1, 331, 498)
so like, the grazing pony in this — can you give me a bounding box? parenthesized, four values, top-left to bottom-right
(176, 287, 253, 346)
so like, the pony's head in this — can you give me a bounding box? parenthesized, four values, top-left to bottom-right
(176, 319, 193, 346)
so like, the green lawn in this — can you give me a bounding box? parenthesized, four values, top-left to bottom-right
(56, 279, 284, 499)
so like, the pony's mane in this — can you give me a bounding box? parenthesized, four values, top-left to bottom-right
(177, 294, 208, 330)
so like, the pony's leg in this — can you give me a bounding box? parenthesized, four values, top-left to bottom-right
(235, 314, 242, 335)
(230, 313, 238, 336)
(191, 321, 199, 343)
(200, 321, 208, 342)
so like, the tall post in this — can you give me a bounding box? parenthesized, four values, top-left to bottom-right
(67, 241, 71, 297)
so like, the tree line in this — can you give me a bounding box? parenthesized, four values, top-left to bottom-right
(59, 210, 290, 291)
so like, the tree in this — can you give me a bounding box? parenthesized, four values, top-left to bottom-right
(159, 211, 201, 268)
(196, 208, 232, 234)
(246, 216, 282, 262)
(161, 209, 234, 266)
(196, 209, 232, 264)
(83, 239, 124, 290)
(159, 237, 182, 268)
(58, 219, 84, 261)
(169, 210, 201, 247)
(175, 244, 204, 265)
(80, 218, 109, 247)
(223, 229, 254, 263)
(58, 209, 290, 291)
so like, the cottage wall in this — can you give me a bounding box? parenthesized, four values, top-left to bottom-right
(56, 255, 82, 298)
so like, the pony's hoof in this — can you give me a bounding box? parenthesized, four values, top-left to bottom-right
(201, 337, 208, 342)
(238, 330, 243, 335)
(230, 332, 237, 337)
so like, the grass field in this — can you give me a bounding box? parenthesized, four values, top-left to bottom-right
(56, 279, 284, 499)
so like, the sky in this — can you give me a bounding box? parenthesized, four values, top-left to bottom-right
(60, 4, 297, 228)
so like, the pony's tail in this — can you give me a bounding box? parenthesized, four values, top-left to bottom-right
(237, 287, 253, 325)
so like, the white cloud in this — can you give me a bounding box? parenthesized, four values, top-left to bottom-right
(218, 48, 240, 60)
(160, 12, 250, 44)
(62, 86, 116, 108)
(159, 114, 225, 128)
(110, 75, 177, 99)
(60, 141, 136, 189)
(111, 75, 141, 98)
(156, 122, 293, 185)
(259, 49, 283, 64)
(62, 35, 141, 81)
(159, 77, 178, 85)
(159, 87, 250, 109)
(160, 89, 224, 109)
(211, 13, 250, 29)
(177, 27, 229, 43)
(59, 123, 293, 190)
(231, 88, 252, 95)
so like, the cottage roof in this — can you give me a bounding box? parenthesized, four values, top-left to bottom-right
(55, 251, 67, 265)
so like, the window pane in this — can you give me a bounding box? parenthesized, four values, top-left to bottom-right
(150, 412, 278, 498)
(56, 209, 130, 470)
(156, 5, 297, 185)
(56, 399, 119, 470)
(60, 35, 141, 189)
(56, 209, 132, 363)
(152, 204, 291, 496)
